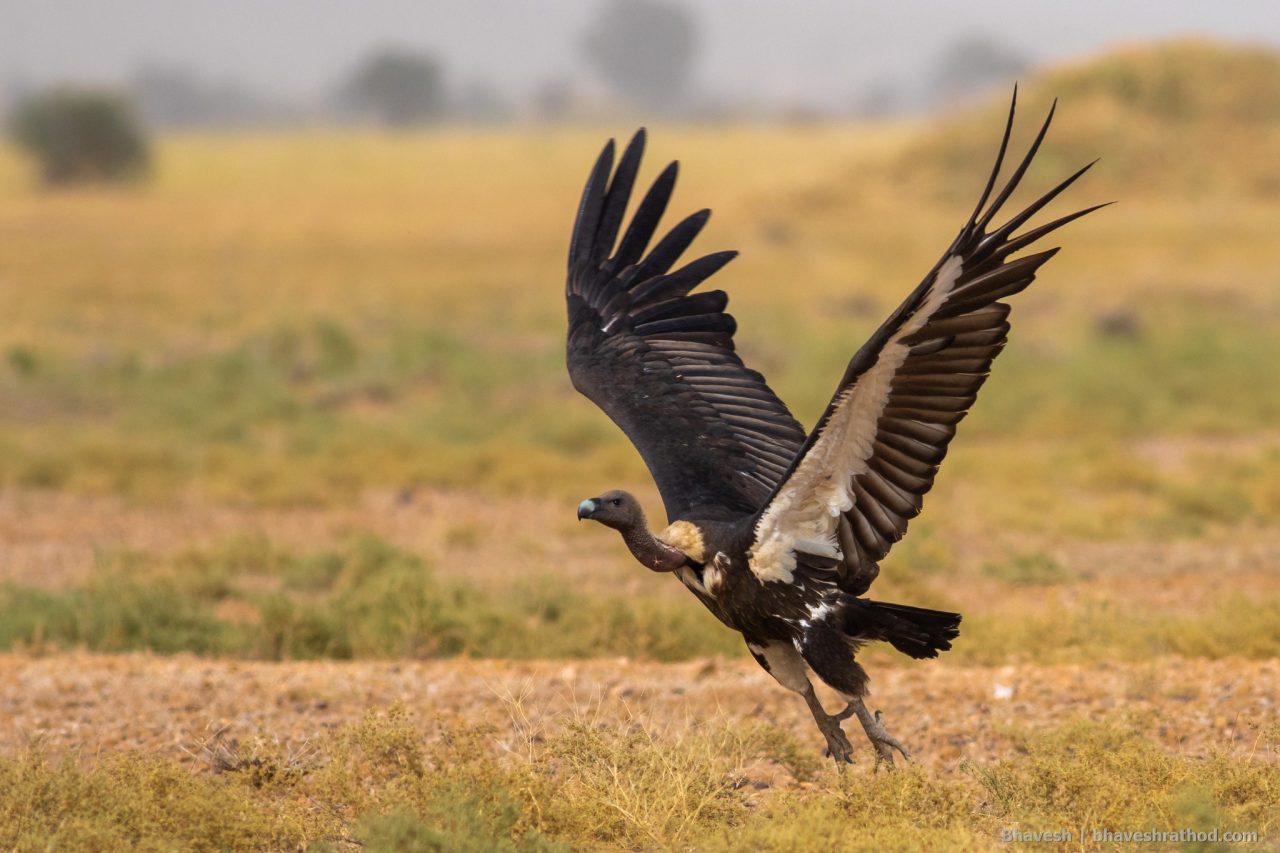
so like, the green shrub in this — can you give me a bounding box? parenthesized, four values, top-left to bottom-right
(9, 88, 150, 185)
(980, 550, 1070, 586)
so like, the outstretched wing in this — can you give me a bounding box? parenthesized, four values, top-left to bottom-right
(748, 91, 1105, 587)
(566, 130, 807, 521)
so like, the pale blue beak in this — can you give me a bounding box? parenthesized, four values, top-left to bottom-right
(577, 499, 598, 520)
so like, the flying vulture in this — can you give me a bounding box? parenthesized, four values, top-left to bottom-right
(567, 93, 1099, 765)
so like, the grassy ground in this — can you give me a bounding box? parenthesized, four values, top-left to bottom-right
(1, 654, 1276, 851)
(1, 40, 1279, 849)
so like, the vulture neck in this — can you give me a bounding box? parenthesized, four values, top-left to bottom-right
(618, 514, 687, 573)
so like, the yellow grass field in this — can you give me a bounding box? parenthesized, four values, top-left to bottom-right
(1, 41, 1278, 850)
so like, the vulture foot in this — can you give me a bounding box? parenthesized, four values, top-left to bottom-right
(802, 686, 854, 766)
(847, 697, 910, 769)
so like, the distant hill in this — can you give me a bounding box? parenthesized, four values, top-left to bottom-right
(898, 40, 1280, 200)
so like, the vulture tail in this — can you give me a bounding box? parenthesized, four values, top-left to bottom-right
(846, 599, 961, 660)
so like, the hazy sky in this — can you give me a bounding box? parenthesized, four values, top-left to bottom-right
(4, 0, 1280, 109)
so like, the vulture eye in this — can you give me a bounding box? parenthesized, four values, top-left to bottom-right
(610, 498, 622, 506)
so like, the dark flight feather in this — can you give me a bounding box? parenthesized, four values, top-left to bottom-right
(566, 129, 807, 520)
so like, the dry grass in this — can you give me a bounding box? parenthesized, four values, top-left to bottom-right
(0, 669, 1276, 851)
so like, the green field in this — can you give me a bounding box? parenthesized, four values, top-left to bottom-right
(1, 40, 1278, 850)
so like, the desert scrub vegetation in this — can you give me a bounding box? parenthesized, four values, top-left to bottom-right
(1, 533, 1277, 665)
(0, 535, 740, 661)
(0, 705, 1275, 851)
(0, 269, 1277, 519)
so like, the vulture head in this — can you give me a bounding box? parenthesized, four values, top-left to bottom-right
(577, 489, 642, 531)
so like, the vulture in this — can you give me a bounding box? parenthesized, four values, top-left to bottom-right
(566, 93, 1099, 766)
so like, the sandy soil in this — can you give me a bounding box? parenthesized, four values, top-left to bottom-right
(1, 653, 1275, 779)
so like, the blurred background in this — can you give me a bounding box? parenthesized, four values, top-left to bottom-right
(6, 0, 1280, 124)
(0, 0, 1278, 664)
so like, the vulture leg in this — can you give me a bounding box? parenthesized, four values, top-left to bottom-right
(748, 638, 853, 766)
(801, 684, 855, 765)
(843, 696, 910, 768)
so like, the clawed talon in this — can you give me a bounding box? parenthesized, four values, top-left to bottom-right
(803, 689, 911, 769)
(803, 687, 855, 768)
(850, 699, 910, 769)
(818, 718, 855, 765)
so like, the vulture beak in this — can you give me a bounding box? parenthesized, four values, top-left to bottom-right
(577, 498, 598, 520)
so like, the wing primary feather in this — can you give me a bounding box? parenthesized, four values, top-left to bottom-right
(628, 209, 712, 284)
(592, 129, 647, 267)
(947, 249, 1057, 303)
(569, 139, 615, 270)
(630, 250, 738, 305)
(976, 159, 1098, 258)
(982, 202, 1114, 267)
(976, 98, 1057, 233)
(963, 85, 1018, 237)
(613, 160, 678, 269)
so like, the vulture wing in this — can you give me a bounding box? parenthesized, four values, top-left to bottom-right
(566, 130, 807, 521)
(748, 92, 1105, 588)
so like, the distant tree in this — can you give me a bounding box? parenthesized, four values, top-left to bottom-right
(852, 79, 907, 118)
(580, 0, 699, 111)
(9, 88, 150, 185)
(130, 63, 289, 128)
(454, 79, 510, 124)
(930, 34, 1031, 104)
(338, 47, 446, 126)
(532, 78, 575, 122)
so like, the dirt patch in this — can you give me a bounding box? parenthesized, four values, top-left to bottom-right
(1, 653, 1274, 780)
(0, 489, 630, 596)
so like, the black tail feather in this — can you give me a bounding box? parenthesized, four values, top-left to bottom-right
(847, 599, 962, 659)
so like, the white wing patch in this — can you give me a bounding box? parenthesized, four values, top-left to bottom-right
(748, 255, 964, 583)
